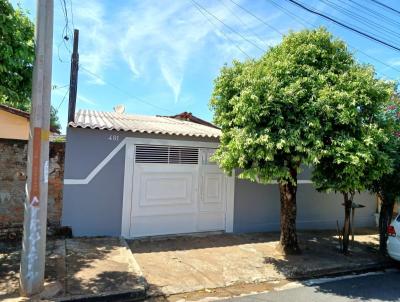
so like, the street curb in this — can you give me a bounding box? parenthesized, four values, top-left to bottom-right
(286, 260, 395, 281)
(147, 260, 396, 300)
(55, 286, 147, 302)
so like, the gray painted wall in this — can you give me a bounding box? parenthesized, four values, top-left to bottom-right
(233, 179, 376, 233)
(62, 127, 219, 236)
(62, 127, 377, 237)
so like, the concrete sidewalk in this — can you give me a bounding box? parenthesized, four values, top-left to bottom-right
(128, 229, 393, 301)
(1, 230, 393, 302)
(0, 237, 147, 301)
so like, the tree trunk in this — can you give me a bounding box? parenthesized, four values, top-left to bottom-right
(278, 167, 301, 255)
(342, 192, 353, 254)
(379, 193, 395, 254)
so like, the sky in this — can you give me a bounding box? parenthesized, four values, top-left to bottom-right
(11, 0, 400, 133)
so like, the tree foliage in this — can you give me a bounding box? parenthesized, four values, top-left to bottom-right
(211, 28, 355, 184)
(210, 28, 361, 254)
(0, 0, 34, 111)
(311, 59, 395, 253)
(369, 92, 400, 253)
(370, 93, 400, 199)
(0, 0, 61, 133)
(311, 68, 394, 193)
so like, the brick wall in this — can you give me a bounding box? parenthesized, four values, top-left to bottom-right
(0, 139, 64, 239)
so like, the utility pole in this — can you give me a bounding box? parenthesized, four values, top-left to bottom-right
(68, 29, 79, 123)
(20, 0, 54, 296)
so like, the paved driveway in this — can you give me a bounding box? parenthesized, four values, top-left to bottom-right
(128, 230, 388, 297)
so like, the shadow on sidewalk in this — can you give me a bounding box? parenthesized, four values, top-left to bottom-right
(0, 242, 21, 300)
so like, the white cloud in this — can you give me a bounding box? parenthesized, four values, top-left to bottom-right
(117, 0, 282, 102)
(72, 0, 114, 85)
(77, 95, 96, 105)
(52, 0, 283, 100)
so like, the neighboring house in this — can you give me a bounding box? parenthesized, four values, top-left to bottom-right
(0, 104, 62, 141)
(62, 108, 376, 237)
(0, 104, 30, 140)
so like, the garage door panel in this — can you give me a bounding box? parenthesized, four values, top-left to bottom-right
(197, 212, 226, 231)
(131, 213, 197, 237)
(129, 146, 228, 238)
(199, 168, 226, 213)
(139, 173, 193, 206)
(131, 162, 198, 232)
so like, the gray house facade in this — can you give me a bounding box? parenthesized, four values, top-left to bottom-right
(62, 109, 376, 237)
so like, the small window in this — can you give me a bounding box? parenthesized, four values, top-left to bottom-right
(135, 145, 199, 164)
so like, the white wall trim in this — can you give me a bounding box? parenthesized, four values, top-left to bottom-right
(225, 170, 235, 233)
(64, 138, 128, 185)
(121, 143, 135, 238)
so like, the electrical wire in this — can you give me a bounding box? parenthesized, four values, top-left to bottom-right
(229, 0, 284, 36)
(276, 0, 400, 75)
(319, 0, 400, 41)
(53, 84, 69, 90)
(286, 0, 400, 52)
(57, 0, 74, 61)
(217, 0, 270, 50)
(79, 65, 176, 114)
(56, 87, 69, 111)
(190, 0, 252, 59)
(190, 0, 266, 53)
(225, 0, 400, 77)
(345, 0, 400, 29)
(369, 0, 400, 16)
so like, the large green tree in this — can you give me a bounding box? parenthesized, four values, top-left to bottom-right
(0, 0, 60, 132)
(369, 92, 400, 254)
(0, 0, 34, 110)
(210, 28, 357, 254)
(311, 66, 394, 254)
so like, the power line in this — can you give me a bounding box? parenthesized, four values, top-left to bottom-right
(190, 0, 252, 59)
(57, 0, 74, 61)
(226, 0, 400, 76)
(369, 0, 400, 16)
(79, 65, 176, 114)
(320, 0, 400, 42)
(56, 87, 69, 111)
(52, 84, 69, 90)
(229, 0, 284, 36)
(217, 0, 270, 50)
(345, 0, 400, 29)
(68, 0, 75, 30)
(276, 0, 400, 75)
(274, 0, 400, 75)
(286, 0, 400, 52)
(190, 0, 266, 53)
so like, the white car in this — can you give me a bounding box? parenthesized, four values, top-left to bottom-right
(387, 214, 400, 261)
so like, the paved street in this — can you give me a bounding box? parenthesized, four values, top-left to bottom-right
(222, 270, 400, 302)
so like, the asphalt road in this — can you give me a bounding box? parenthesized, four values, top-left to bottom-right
(223, 270, 400, 302)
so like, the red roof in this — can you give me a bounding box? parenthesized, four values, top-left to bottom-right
(0, 104, 30, 119)
(160, 112, 220, 129)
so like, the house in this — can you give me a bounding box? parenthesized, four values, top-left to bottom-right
(61, 108, 376, 237)
(0, 103, 62, 141)
(0, 104, 30, 140)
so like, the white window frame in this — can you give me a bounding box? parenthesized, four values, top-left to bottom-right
(120, 137, 235, 238)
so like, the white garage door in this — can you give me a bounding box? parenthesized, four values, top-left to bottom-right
(129, 144, 227, 238)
